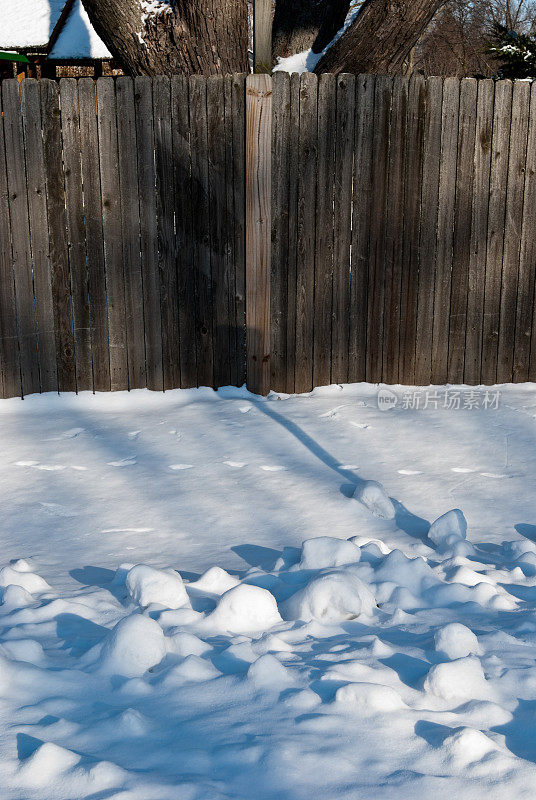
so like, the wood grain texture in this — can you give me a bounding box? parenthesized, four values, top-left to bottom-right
(246, 74, 272, 396)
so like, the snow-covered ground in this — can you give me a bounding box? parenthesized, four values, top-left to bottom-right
(2, 382, 536, 799)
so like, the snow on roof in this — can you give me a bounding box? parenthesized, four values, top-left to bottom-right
(49, 0, 111, 60)
(0, 0, 66, 50)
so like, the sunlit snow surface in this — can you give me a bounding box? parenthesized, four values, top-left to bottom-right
(2, 383, 536, 798)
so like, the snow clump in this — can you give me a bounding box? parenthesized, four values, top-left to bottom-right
(281, 570, 376, 623)
(353, 480, 395, 519)
(428, 509, 467, 550)
(423, 656, 491, 702)
(435, 623, 481, 660)
(126, 564, 189, 609)
(98, 614, 166, 677)
(207, 583, 282, 633)
(298, 537, 361, 570)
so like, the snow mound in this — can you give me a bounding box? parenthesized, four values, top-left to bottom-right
(189, 566, 240, 594)
(335, 682, 406, 712)
(442, 727, 499, 765)
(167, 631, 212, 658)
(248, 654, 294, 689)
(99, 614, 166, 677)
(281, 571, 376, 623)
(435, 623, 481, 660)
(424, 656, 491, 702)
(207, 584, 282, 633)
(353, 481, 395, 520)
(0, 566, 50, 595)
(428, 509, 467, 550)
(0, 584, 34, 608)
(126, 564, 189, 609)
(298, 537, 361, 570)
(18, 742, 80, 786)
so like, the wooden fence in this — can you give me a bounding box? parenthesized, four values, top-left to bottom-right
(0, 73, 535, 399)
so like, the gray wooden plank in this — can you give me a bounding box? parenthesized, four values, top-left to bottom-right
(134, 76, 163, 391)
(482, 80, 512, 385)
(431, 77, 460, 385)
(0, 83, 21, 398)
(117, 76, 146, 390)
(208, 75, 231, 388)
(383, 76, 408, 385)
(366, 75, 392, 384)
(313, 72, 335, 388)
(518, 83, 536, 382)
(285, 72, 301, 393)
(2, 79, 40, 396)
(464, 79, 494, 385)
(331, 73, 354, 385)
(497, 80, 530, 384)
(399, 74, 425, 385)
(447, 79, 477, 383)
(231, 74, 247, 388)
(20, 78, 57, 393)
(78, 77, 110, 393)
(41, 79, 76, 393)
(189, 75, 214, 388)
(96, 77, 128, 391)
(348, 74, 375, 384)
(224, 75, 239, 387)
(171, 75, 196, 389)
(59, 78, 92, 392)
(295, 72, 318, 394)
(415, 76, 443, 386)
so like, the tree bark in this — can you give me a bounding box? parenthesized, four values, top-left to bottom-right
(81, 0, 248, 76)
(314, 0, 446, 74)
(272, 0, 350, 63)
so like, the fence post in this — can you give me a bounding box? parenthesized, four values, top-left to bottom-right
(246, 73, 272, 396)
(253, 0, 273, 74)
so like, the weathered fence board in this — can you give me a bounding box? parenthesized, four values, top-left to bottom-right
(0, 74, 534, 400)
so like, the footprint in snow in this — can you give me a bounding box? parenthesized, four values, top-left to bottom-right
(398, 469, 423, 475)
(349, 421, 369, 429)
(108, 457, 137, 467)
(451, 467, 475, 473)
(239, 405, 252, 414)
(340, 464, 359, 470)
(260, 465, 287, 472)
(480, 472, 507, 478)
(128, 430, 141, 440)
(63, 428, 85, 438)
(224, 461, 246, 468)
(169, 464, 194, 471)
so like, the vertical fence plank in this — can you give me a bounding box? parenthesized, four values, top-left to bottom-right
(0, 84, 21, 398)
(284, 72, 301, 393)
(295, 72, 318, 394)
(313, 72, 336, 388)
(60, 78, 92, 392)
(172, 75, 196, 388)
(518, 83, 536, 382)
(482, 80, 512, 385)
(331, 73, 354, 385)
(96, 77, 128, 391)
(190, 75, 214, 388)
(271, 71, 290, 393)
(246, 74, 272, 396)
(431, 77, 460, 385)
(348, 74, 375, 384)
(399, 74, 425, 385)
(117, 76, 146, 390)
(447, 78, 477, 383)
(232, 74, 247, 388)
(465, 79, 494, 385)
(366, 75, 392, 384)
(224, 74, 239, 387)
(208, 75, 231, 388)
(78, 78, 110, 392)
(383, 76, 408, 385)
(135, 76, 162, 391)
(415, 77, 443, 386)
(41, 79, 76, 393)
(2, 79, 40, 396)
(153, 76, 180, 391)
(497, 80, 530, 384)
(21, 79, 57, 393)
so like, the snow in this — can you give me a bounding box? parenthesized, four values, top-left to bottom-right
(0, 0, 66, 49)
(2, 382, 536, 797)
(49, 0, 112, 60)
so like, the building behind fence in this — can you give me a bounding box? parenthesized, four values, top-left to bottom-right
(0, 73, 534, 399)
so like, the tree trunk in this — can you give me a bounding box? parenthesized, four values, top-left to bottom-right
(81, 0, 248, 76)
(314, 0, 446, 74)
(272, 0, 350, 63)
